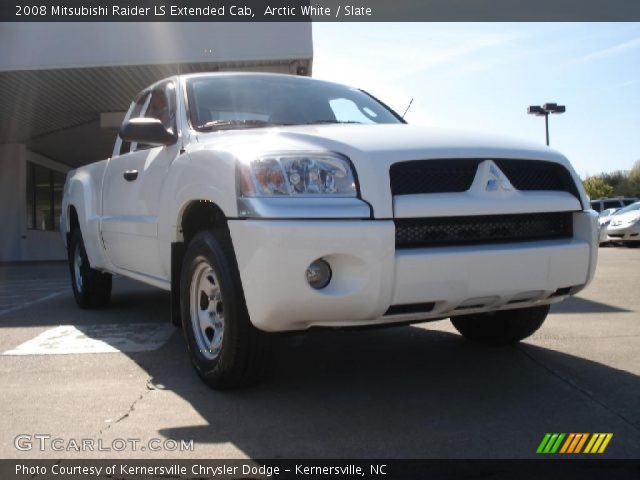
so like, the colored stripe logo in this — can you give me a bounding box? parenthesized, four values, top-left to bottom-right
(537, 433, 613, 454)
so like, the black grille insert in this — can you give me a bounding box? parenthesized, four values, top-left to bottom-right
(390, 159, 479, 194)
(395, 212, 573, 248)
(389, 159, 580, 199)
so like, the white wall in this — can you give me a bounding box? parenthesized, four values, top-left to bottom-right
(0, 23, 313, 71)
(0, 145, 69, 262)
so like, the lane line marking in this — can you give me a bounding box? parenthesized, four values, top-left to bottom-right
(0, 280, 69, 286)
(3, 323, 175, 355)
(0, 285, 69, 291)
(0, 291, 66, 317)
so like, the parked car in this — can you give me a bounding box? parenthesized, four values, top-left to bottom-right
(590, 197, 638, 213)
(61, 73, 598, 388)
(598, 208, 619, 245)
(606, 201, 640, 246)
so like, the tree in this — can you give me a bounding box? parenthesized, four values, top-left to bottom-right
(630, 160, 640, 179)
(629, 160, 640, 191)
(583, 176, 614, 199)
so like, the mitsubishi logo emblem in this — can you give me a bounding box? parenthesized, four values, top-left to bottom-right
(469, 159, 515, 194)
(486, 163, 513, 192)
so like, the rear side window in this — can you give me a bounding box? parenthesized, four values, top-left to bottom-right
(590, 201, 602, 212)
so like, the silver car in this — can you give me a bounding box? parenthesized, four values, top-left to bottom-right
(598, 208, 619, 245)
(606, 201, 640, 246)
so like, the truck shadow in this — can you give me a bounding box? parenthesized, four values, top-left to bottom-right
(550, 296, 631, 314)
(145, 321, 640, 458)
(2, 271, 639, 458)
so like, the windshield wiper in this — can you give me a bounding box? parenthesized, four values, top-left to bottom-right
(197, 119, 364, 130)
(196, 119, 283, 131)
(304, 120, 363, 125)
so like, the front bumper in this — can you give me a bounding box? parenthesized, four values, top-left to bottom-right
(606, 223, 640, 242)
(228, 211, 598, 332)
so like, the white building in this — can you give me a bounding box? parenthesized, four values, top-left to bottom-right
(0, 23, 313, 261)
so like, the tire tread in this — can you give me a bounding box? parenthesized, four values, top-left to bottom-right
(180, 227, 268, 389)
(68, 229, 111, 309)
(451, 305, 550, 347)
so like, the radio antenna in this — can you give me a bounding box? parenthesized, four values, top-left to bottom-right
(402, 98, 414, 119)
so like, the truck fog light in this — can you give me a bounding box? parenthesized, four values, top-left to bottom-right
(305, 259, 332, 290)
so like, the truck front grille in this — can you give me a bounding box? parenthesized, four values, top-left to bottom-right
(395, 212, 574, 248)
(389, 159, 580, 198)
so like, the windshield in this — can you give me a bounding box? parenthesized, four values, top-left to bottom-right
(185, 74, 403, 131)
(613, 201, 640, 215)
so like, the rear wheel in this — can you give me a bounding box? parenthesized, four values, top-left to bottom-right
(68, 229, 112, 308)
(451, 305, 550, 347)
(180, 229, 268, 389)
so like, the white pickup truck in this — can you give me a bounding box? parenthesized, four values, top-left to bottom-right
(61, 72, 598, 388)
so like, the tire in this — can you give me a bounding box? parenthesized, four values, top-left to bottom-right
(180, 228, 268, 389)
(68, 228, 112, 309)
(451, 305, 550, 347)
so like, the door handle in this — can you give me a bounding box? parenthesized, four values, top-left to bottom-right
(123, 170, 138, 181)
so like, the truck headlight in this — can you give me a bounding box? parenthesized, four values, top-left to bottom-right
(239, 153, 357, 197)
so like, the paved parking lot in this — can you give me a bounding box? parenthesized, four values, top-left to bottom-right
(0, 247, 639, 459)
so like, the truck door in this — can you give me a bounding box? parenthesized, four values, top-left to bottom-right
(101, 81, 179, 280)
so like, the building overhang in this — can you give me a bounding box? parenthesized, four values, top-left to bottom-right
(0, 23, 313, 166)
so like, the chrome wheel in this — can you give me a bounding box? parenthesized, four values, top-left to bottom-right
(73, 244, 83, 293)
(190, 261, 225, 360)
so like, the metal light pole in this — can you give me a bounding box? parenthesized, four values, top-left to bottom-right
(527, 103, 566, 146)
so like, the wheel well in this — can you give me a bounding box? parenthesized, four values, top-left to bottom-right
(172, 200, 228, 327)
(68, 205, 79, 232)
(66, 206, 80, 253)
(180, 200, 228, 246)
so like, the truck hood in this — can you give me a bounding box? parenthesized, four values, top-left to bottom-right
(193, 123, 567, 164)
(189, 123, 584, 218)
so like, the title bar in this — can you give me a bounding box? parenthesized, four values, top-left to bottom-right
(3, 0, 640, 22)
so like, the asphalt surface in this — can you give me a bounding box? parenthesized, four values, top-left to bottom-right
(0, 247, 639, 459)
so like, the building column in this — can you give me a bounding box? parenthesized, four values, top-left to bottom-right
(0, 144, 26, 262)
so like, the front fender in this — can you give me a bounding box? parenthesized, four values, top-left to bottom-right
(163, 149, 240, 243)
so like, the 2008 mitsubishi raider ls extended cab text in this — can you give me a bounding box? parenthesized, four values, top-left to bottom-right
(61, 73, 598, 388)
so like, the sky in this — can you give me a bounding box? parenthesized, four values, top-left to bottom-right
(311, 23, 640, 178)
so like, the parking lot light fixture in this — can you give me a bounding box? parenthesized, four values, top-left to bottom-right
(527, 103, 566, 146)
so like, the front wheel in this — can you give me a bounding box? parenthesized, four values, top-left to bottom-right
(68, 229, 112, 309)
(451, 305, 550, 347)
(180, 229, 268, 389)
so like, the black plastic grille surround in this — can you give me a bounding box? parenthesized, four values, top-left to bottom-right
(389, 158, 580, 198)
(395, 212, 574, 248)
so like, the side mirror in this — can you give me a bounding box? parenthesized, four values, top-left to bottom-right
(119, 117, 177, 146)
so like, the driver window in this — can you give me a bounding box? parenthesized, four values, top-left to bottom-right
(131, 81, 177, 152)
(144, 86, 175, 131)
(118, 92, 149, 155)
